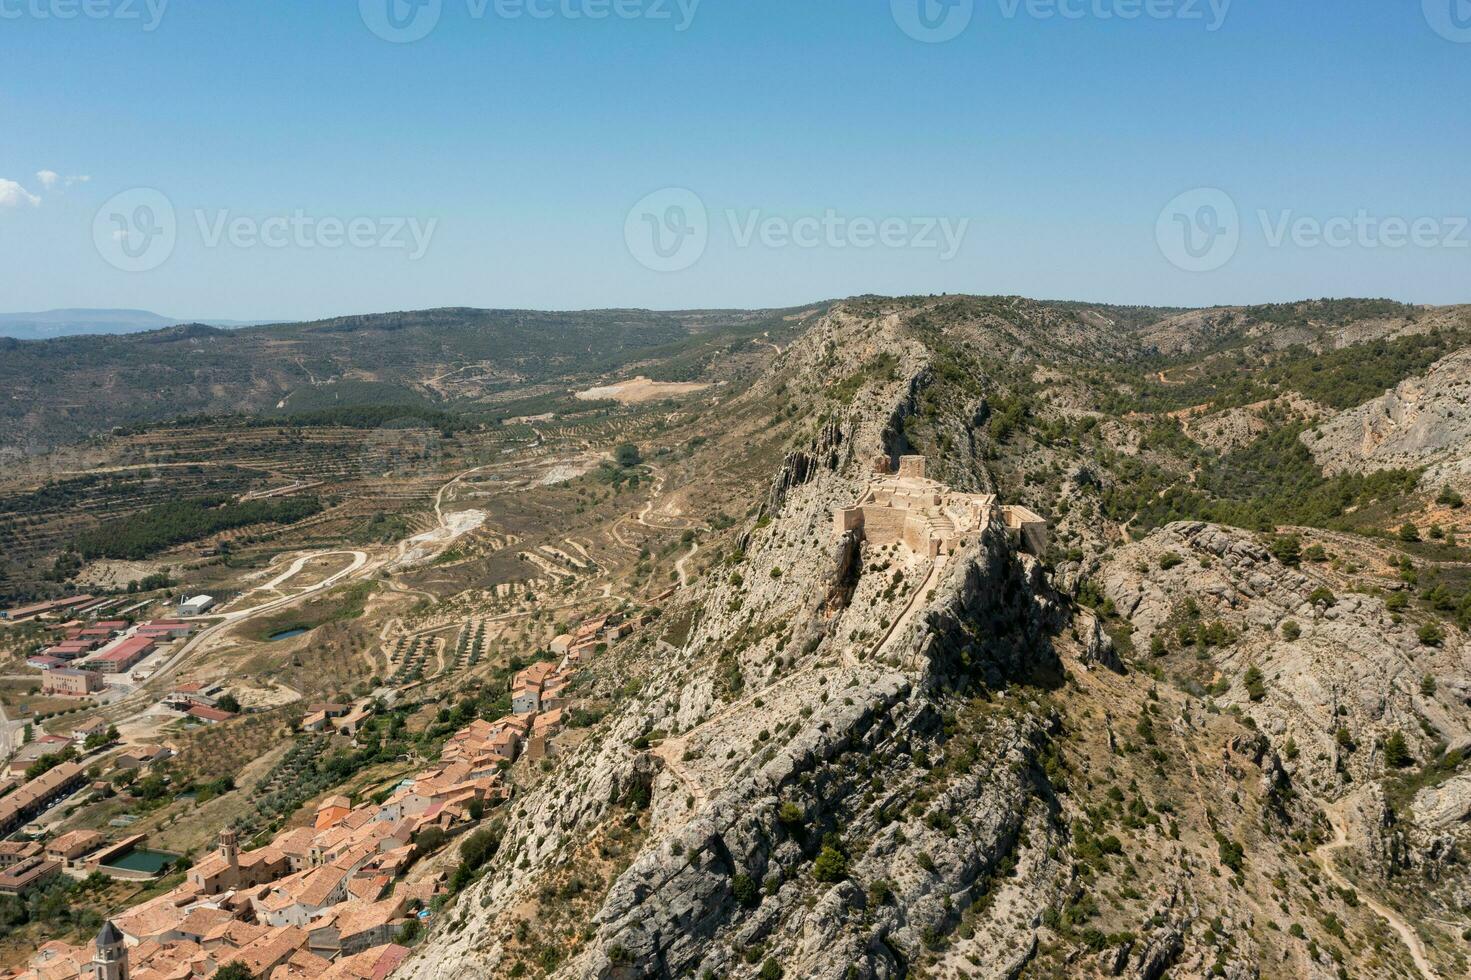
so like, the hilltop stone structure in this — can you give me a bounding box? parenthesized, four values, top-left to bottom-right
(834, 455, 1048, 557)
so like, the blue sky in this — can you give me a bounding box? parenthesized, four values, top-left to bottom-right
(1, 0, 1468, 320)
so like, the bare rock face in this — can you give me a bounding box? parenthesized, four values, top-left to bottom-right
(1100, 520, 1471, 930)
(563, 521, 1071, 979)
(1305, 347, 1471, 487)
(1412, 773, 1471, 830)
(1098, 520, 1453, 794)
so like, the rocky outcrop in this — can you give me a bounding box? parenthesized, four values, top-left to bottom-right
(1305, 347, 1471, 487)
(403, 307, 1083, 980)
(1099, 521, 1458, 793)
(824, 529, 862, 614)
(768, 415, 850, 514)
(1412, 774, 1471, 830)
(916, 521, 1065, 689)
(571, 511, 1072, 979)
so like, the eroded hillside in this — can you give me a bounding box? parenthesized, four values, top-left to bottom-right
(399, 298, 1471, 979)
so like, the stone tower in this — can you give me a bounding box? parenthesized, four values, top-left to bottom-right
(219, 826, 239, 873)
(92, 921, 127, 980)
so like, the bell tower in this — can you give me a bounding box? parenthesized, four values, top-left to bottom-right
(219, 826, 240, 873)
(92, 921, 128, 980)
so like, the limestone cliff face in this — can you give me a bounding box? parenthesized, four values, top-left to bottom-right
(401, 309, 1082, 980)
(559, 518, 1073, 980)
(1305, 347, 1471, 487)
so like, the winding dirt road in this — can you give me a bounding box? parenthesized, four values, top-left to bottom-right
(1311, 803, 1439, 980)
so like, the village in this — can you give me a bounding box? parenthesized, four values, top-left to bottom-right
(0, 591, 640, 980)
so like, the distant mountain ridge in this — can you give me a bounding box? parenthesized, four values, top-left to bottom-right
(0, 304, 815, 453)
(1, 297, 1459, 456)
(0, 308, 270, 340)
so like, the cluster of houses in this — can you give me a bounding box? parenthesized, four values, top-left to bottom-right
(0, 829, 180, 899)
(0, 726, 185, 901)
(548, 611, 635, 665)
(300, 702, 374, 738)
(8, 707, 525, 980)
(1, 607, 643, 978)
(514, 610, 647, 759)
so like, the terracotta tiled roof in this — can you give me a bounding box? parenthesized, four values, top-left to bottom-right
(319, 943, 411, 980)
(222, 925, 309, 975)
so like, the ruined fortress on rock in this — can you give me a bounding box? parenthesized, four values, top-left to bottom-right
(834, 456, 1049, 558)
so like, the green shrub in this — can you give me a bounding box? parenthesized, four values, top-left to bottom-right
(1281, 620, 1301, 641)
(1244, 666, 1267, 702)
(731, 872, 759, 907)
(1384, 731, 1414, 769)
(1215, 835, 1245, 873)
(1270, 536, 1302, 566)
(813, 845, 848, 883)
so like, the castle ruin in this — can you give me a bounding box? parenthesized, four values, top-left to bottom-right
(834, 455, 1048, 557)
